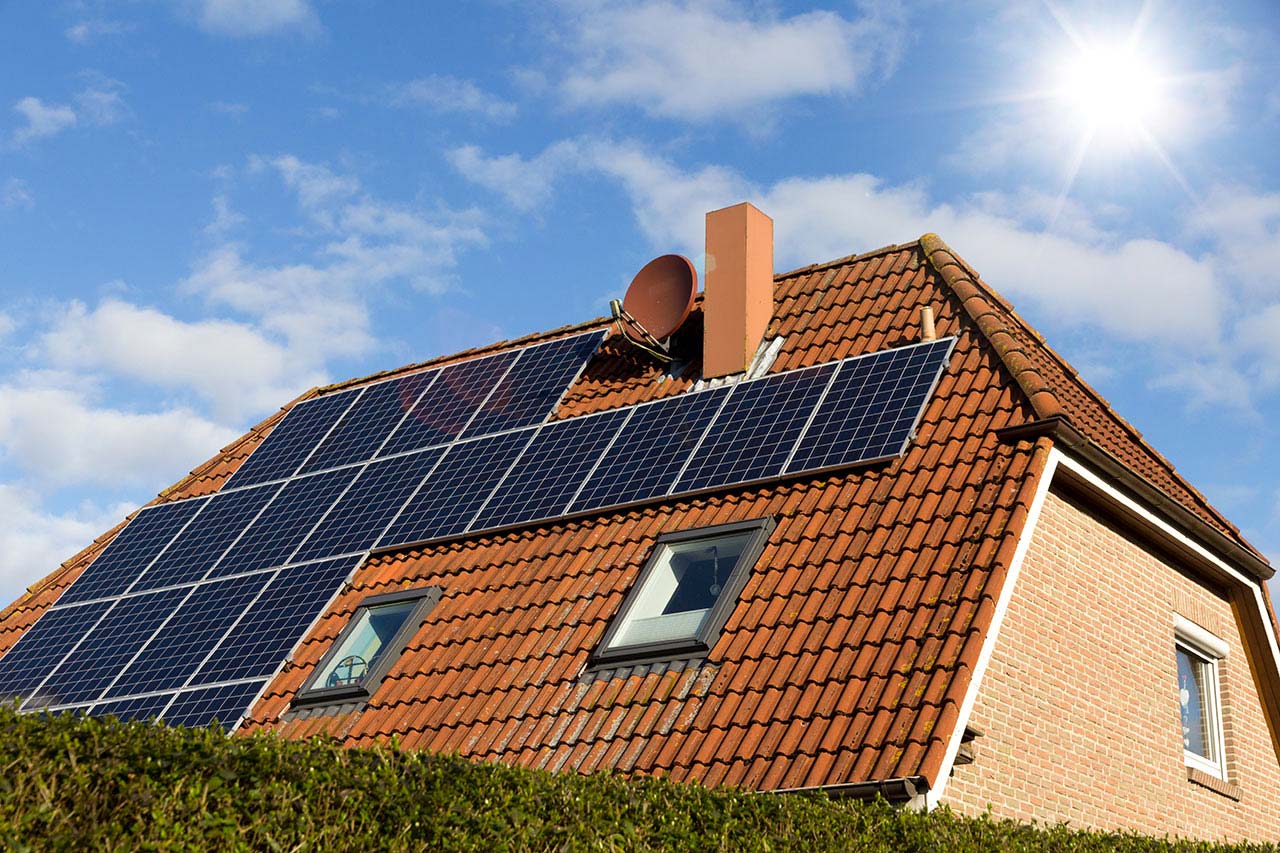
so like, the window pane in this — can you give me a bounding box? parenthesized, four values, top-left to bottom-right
(315, 600, 416, 689)
(614, 531, 752, 648)
(1177, 646, 1215, 762)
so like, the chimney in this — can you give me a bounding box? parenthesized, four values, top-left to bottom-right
(703, 202, 774, 378)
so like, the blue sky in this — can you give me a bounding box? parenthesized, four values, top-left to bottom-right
(1, 1, 1277, 612)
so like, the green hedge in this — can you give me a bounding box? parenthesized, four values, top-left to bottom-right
(0, 707, 1272, 852)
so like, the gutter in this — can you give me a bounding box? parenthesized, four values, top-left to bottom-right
(996, 416, 1273, 582)
(774, 775, 930, 809)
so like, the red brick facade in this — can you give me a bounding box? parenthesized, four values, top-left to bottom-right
(943, 489, 1280, 842)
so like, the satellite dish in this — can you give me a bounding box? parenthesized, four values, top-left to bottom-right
(611, 254, 697, 361)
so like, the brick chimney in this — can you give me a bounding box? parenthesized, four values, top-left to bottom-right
(703, 202, 774, 379)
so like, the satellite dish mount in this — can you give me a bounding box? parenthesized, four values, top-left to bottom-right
(611, 254, 697, 363)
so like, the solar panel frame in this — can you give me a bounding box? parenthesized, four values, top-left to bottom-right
(29, 587, 189, 706)
(56, 497, 208, 606)
(784, 337, 955, 475)
(223, 389, 362, 489)
(376, 349, 520, 458)
(291, 449, 445, 563)
(0, 601, 114, 706)
(461, 331, 608, 439)
(673, 361, 838, 494)
(298, 371, 441, 475)
(468, 407, 630, 532)
(568, 385, 731, 513)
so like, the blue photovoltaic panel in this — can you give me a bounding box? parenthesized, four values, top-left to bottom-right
(91, 693, 173, 723)
(57, 498, 205, 606)
(787, 338, 953, 474)
(570, 387, 728, 513)
(472, 408, 629, 532)
(194, 556, 357, 685)
(461, 331, 605, 439)
(104, 573, 266, 698)
(131, 483, 281, 592)
(299, 372, 437, 474)
(161, 680, 265, 731)
(378, 349, 518, 457)
(293, 450, 443, 562)
(0, 602, 111, 704)
(675, 362, 837, 494)
(208, 468, 358, 578)
(225, 390, 359, 488)
(31, 587, 188, 707)
(379, 429, 536, 547)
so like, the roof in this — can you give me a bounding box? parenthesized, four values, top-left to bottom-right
(0, 234, 1271, 793)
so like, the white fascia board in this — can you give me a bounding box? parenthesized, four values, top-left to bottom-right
(924, 446, 1061, 810)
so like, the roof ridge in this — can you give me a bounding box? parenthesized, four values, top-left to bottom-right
(918, 232, 1253, 553)
(775, 240, 920, 280)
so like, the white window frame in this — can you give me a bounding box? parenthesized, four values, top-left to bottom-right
(1175, 614, 1229, 780)
(591, 517, 775, 667)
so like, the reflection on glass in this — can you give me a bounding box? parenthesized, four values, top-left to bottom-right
(316, 600, 417, 689)
(614, 531, 752, 647)
(1177, 645, 1214, 761)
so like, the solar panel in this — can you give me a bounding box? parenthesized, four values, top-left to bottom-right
(462, 331, 606, 439)
(58, 498, 206, 606)
(378, 349, 518, 457)
(91, 693, 172, 723)
(30, 587, 188, 706)
(194, 557, 357, 685)
(130, 483, 281, 593)
(379, 429, 536, 546)
(225, 390, 359, 488)
(786, 338, 953, 474)
(0, 601, 112, 704)
(161, 680, 265, 731)
(570, 386, 729, 512)
(675, 362, 837, 493)
(471, 407, 629, 532)
(103, 573, 267, 698)
(299, 372, 438, 474)
(208, 468, 358, 578)
(292, 449, 444, 563)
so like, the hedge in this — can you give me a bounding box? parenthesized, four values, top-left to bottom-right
(0, 707, 1273, 852)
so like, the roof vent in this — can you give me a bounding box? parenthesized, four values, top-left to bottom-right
(610, 253, 698, 363)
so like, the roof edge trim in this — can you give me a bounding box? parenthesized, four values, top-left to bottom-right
(999, 416, 1272, 582)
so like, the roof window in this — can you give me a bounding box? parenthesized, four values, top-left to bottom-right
(294, 586, 441, 707)
(593, 518, 774, 667)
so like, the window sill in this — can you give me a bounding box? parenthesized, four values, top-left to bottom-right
(1186, 766, 1241, 801)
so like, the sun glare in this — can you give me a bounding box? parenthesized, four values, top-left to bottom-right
(1058, 45, 1164, 135)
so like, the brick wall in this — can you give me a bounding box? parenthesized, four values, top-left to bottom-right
(942, 488, 1280, 842)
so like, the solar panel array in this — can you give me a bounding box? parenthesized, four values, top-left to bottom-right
(0, 331, 953, 731)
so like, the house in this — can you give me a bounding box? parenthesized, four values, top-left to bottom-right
(1, 203, 1278, 842)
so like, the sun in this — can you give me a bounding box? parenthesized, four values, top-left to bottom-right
(1056, 44, 1165, 138)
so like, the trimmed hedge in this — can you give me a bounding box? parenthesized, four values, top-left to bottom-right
(0, 707, 1273, 852)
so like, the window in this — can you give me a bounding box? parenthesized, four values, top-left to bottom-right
(1174, 615, 1229, 780)
(593, 518, 774, 666)
(294, 586, 441, 707)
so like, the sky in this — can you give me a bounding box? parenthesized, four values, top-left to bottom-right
(0, 1, 1278, 613)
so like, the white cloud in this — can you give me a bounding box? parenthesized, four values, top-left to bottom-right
(1, 178, 33, 209)
(446, 142, 581, 212)
(554, 0, 904, 120)
(11, 97, 77, 145)
(455, 138, 1226, 348)
(0, 312, 14, 341)
(209, 101, 249, 118)
(0, 485, 134, 604)
(391, 76, 517, 121)
(189, 0, 319, 37)
(0, 382, 238, 490)
(38, 299, 322, 420)
(204, 193, 245, 237)
(1188, 187, 1280, 297)
(65, 19, 134, 44)
(74, 80, 128, 126)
